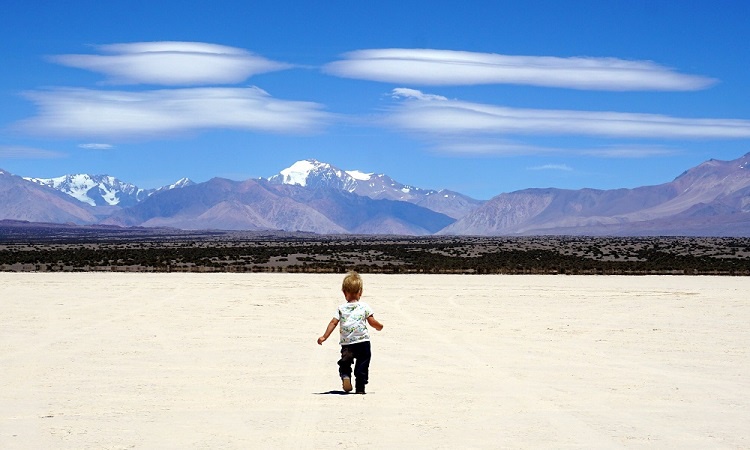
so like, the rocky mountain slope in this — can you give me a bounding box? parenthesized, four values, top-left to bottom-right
(440, 153, 750, 236)
(101, 177, 454, 234)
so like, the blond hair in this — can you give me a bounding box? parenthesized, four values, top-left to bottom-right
(342, 271, 363, 295)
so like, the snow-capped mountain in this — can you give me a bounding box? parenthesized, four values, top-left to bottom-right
(1, 170, 98, 224)
(267, 159, 483, 219)
(24, 174, 194, 207)
(268, 159, 359, 192)
(153, 177, 196, 194)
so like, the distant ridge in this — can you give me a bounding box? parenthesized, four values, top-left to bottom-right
(440, 152, 750, 236)
(101, 177, 455, 235)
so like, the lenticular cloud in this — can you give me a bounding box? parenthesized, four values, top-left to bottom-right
(17, 86, 330, 139)
(51, 41, 292, 86)
(325, 49, 716, 91)
(387, 89, 750, 139)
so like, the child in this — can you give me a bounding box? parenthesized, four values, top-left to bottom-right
(317, 271, 383, 394)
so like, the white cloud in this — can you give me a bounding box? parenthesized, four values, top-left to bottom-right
(50, 41, 292, 86)
(78, 143, 113, 150)
(386, 89, 750, 139)
(391, 88, 447, 101)
(529, 164, 573, 171)
(325, 49, 716, 91)
(16, 86, 331, 139)
(0, 145, 65, 159)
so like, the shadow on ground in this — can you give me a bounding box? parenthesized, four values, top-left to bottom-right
(314, 390, 350, 395)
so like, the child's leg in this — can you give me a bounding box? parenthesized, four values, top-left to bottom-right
(338, 345, 354, 379)
(352, 341, 372, 393)
(338, 345, 355, 392)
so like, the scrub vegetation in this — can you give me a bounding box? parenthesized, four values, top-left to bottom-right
(1, 222, 749, 275)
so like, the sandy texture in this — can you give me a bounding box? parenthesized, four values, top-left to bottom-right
(1, 273, 748, 448)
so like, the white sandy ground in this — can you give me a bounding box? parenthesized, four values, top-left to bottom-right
(0, 273, 748, 449)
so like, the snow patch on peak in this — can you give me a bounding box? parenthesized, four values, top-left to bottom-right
(24, 173, 155, 207)
(346, 170, 372, 181)
(169, 177, 193, 189)
(278, 159, 327, 186)
(270, 159, 362, 191)
(27, 174, 99, 205)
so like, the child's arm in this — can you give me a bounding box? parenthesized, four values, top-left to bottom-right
(317, 318, 339, 345)
(367, 315, 383, 331)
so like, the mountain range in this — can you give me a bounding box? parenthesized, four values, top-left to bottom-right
(1, 154, 750, 236)
(24, 174, 195, 207)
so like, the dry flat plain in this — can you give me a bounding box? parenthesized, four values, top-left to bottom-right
(1, 273, 748, 449)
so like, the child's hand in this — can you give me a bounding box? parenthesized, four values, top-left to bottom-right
(318, 318, 338, 345)
(367, 315, 384, 331)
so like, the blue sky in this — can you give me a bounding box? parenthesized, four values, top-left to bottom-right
(1, 0, 749, 200)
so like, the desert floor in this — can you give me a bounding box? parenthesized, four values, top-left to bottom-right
(0, 273, 748, 449)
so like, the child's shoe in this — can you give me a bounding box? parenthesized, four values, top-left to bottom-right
(342, 377, 353, 392)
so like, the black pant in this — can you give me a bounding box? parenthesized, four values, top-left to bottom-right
(338, 341, 371, 390)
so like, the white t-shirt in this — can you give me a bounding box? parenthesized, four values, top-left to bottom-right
(335, 301, 374, 345)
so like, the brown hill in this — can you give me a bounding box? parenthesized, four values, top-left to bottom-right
(440, 153, 750, 236)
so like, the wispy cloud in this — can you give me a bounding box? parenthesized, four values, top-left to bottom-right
(0, 145, 65, 159)
(428, 138, 677, 158)
(50, 41, 292, 86)
(326, 49, 716, 91)
(528, 164, 573, 171)
(429, 139, 560, 156)
(16, 86, 331, 139)
(78, 143, 113, 150)
(581, 146, 677, 158)
(386, 89, 750, 139)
